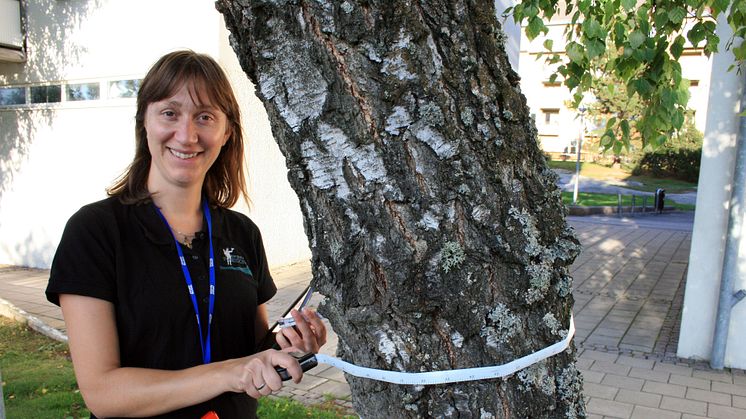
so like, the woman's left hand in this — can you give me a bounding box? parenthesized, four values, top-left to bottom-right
(276, 308, 327, 353)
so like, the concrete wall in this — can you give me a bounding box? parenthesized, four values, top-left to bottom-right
(678, 17, 746, 369)
(0, 0, 310, 268)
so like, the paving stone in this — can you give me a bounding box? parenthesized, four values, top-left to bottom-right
(642, 381, 687, 398)
(580, 350, 620, 363)
(659, 396, 707, 416)
(317, 380, 351, 398)
(616, 356, 656, 370)
(630, 406, 682, 419)
(685, 388, 731, 406)
(601, 374, 645, 391)
(584, 382, 619, 400)
(654, 363, 694, 378)
(707, 404, 746, 419)
(576, 357, 594, 370)
(711, 382, 746, 397)
(733, 395, 746, 409)
(586, 398, 634, 418)
(668, 374, 711, 390)
(692, 370, 734, 384)
(580, 369, 605, 384)
(615, 389, 662, 408)
(629, 367, 671, 383)
(681, 415, 708, 419)
(590, 360, 632, 376)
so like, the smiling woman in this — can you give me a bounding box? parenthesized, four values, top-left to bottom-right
(44, 50, 327, 419)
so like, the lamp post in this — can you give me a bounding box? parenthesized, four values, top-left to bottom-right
(572, 106, 586, 205)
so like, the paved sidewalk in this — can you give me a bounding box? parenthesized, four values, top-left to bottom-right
(2, 212, 746, 418)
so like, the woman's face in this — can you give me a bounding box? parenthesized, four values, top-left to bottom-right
(144, 82, 230, 193)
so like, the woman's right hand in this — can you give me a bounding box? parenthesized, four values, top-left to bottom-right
(231, 349, 304, 399)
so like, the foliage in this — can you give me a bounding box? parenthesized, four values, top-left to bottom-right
(632, 118, 703, 182)
(508, 0, 746, 152)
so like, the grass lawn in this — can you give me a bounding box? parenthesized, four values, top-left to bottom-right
(547, 160, 698, 194)
(0, 317, 354, 418)
(0, 316, 88, 419)
(561, 192, 696, 211)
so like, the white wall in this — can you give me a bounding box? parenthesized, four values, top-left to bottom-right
(0, 0, 310, 268)
(678, 16, 746, 369)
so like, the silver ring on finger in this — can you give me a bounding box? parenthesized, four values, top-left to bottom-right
(256, 383, 266, 391)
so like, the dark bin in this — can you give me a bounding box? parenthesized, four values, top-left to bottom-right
(654, 188, 666, 213)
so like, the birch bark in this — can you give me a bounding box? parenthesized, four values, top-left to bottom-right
(216, 1, 585, 417)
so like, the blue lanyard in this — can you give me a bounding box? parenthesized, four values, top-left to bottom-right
(155, 200, 216, 364)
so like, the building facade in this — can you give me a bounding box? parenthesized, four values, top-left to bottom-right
(0, 0, 310, 268)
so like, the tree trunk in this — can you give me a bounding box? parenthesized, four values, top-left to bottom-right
(216, 1, 585, 417)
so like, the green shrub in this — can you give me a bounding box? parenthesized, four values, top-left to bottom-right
(632, 148, 702, 182)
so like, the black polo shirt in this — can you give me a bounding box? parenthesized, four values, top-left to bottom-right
(46, 197, 277, 418)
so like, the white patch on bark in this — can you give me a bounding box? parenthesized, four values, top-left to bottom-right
(451, 330, 464, 348)
(375, 329, 410, 367)
(385, 106, 412, 136)
(419, 210, 440, 230)
(301, 123, 387, 200)
(257, 31, 327, 133)
(471, 205, 490, 223)
(381, 29, 417, 80)
(480, 409, 496, 419)
(413, 125, 457, 159)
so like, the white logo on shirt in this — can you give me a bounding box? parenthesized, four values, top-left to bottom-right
(222, 248, 235, 265)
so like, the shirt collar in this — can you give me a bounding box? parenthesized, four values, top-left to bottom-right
(134, 201, 225, 246)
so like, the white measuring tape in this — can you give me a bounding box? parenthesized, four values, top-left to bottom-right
(280, 314, 575, 385)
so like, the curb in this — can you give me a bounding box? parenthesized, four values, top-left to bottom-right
(0, 297, 67, 343)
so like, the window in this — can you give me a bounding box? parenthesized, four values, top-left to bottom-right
(0, 86, 26, 106)
(542, 108, 560, 125)
(108, 79, 141, 98)
(30, 85, 62, 104)
(689, 80, 699, 87)
(67, 82, 100, 101)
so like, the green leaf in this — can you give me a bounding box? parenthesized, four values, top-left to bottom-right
(712, 0, 731, 16)
(688, 22, 705, 46)
(629, 31, 646, 49)
(543, 39, 554, 51)
(606, 117, 618, 129)
(566, 42, 586, 63)
(671, 35, 685, 59)
(613, 140, 623, 154)
(587, 39, 606, 59)
(621, 119, 631, 139)
(668, 7, 687, 25)
(583, 18, 604, 39)
(621, 0, 636, 11)
(734, 42, 746, 61)
(654, 10, 670, 29)
(526, 17, 548, 39)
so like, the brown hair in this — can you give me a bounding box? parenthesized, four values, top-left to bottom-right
(108, 50, 248, 208)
